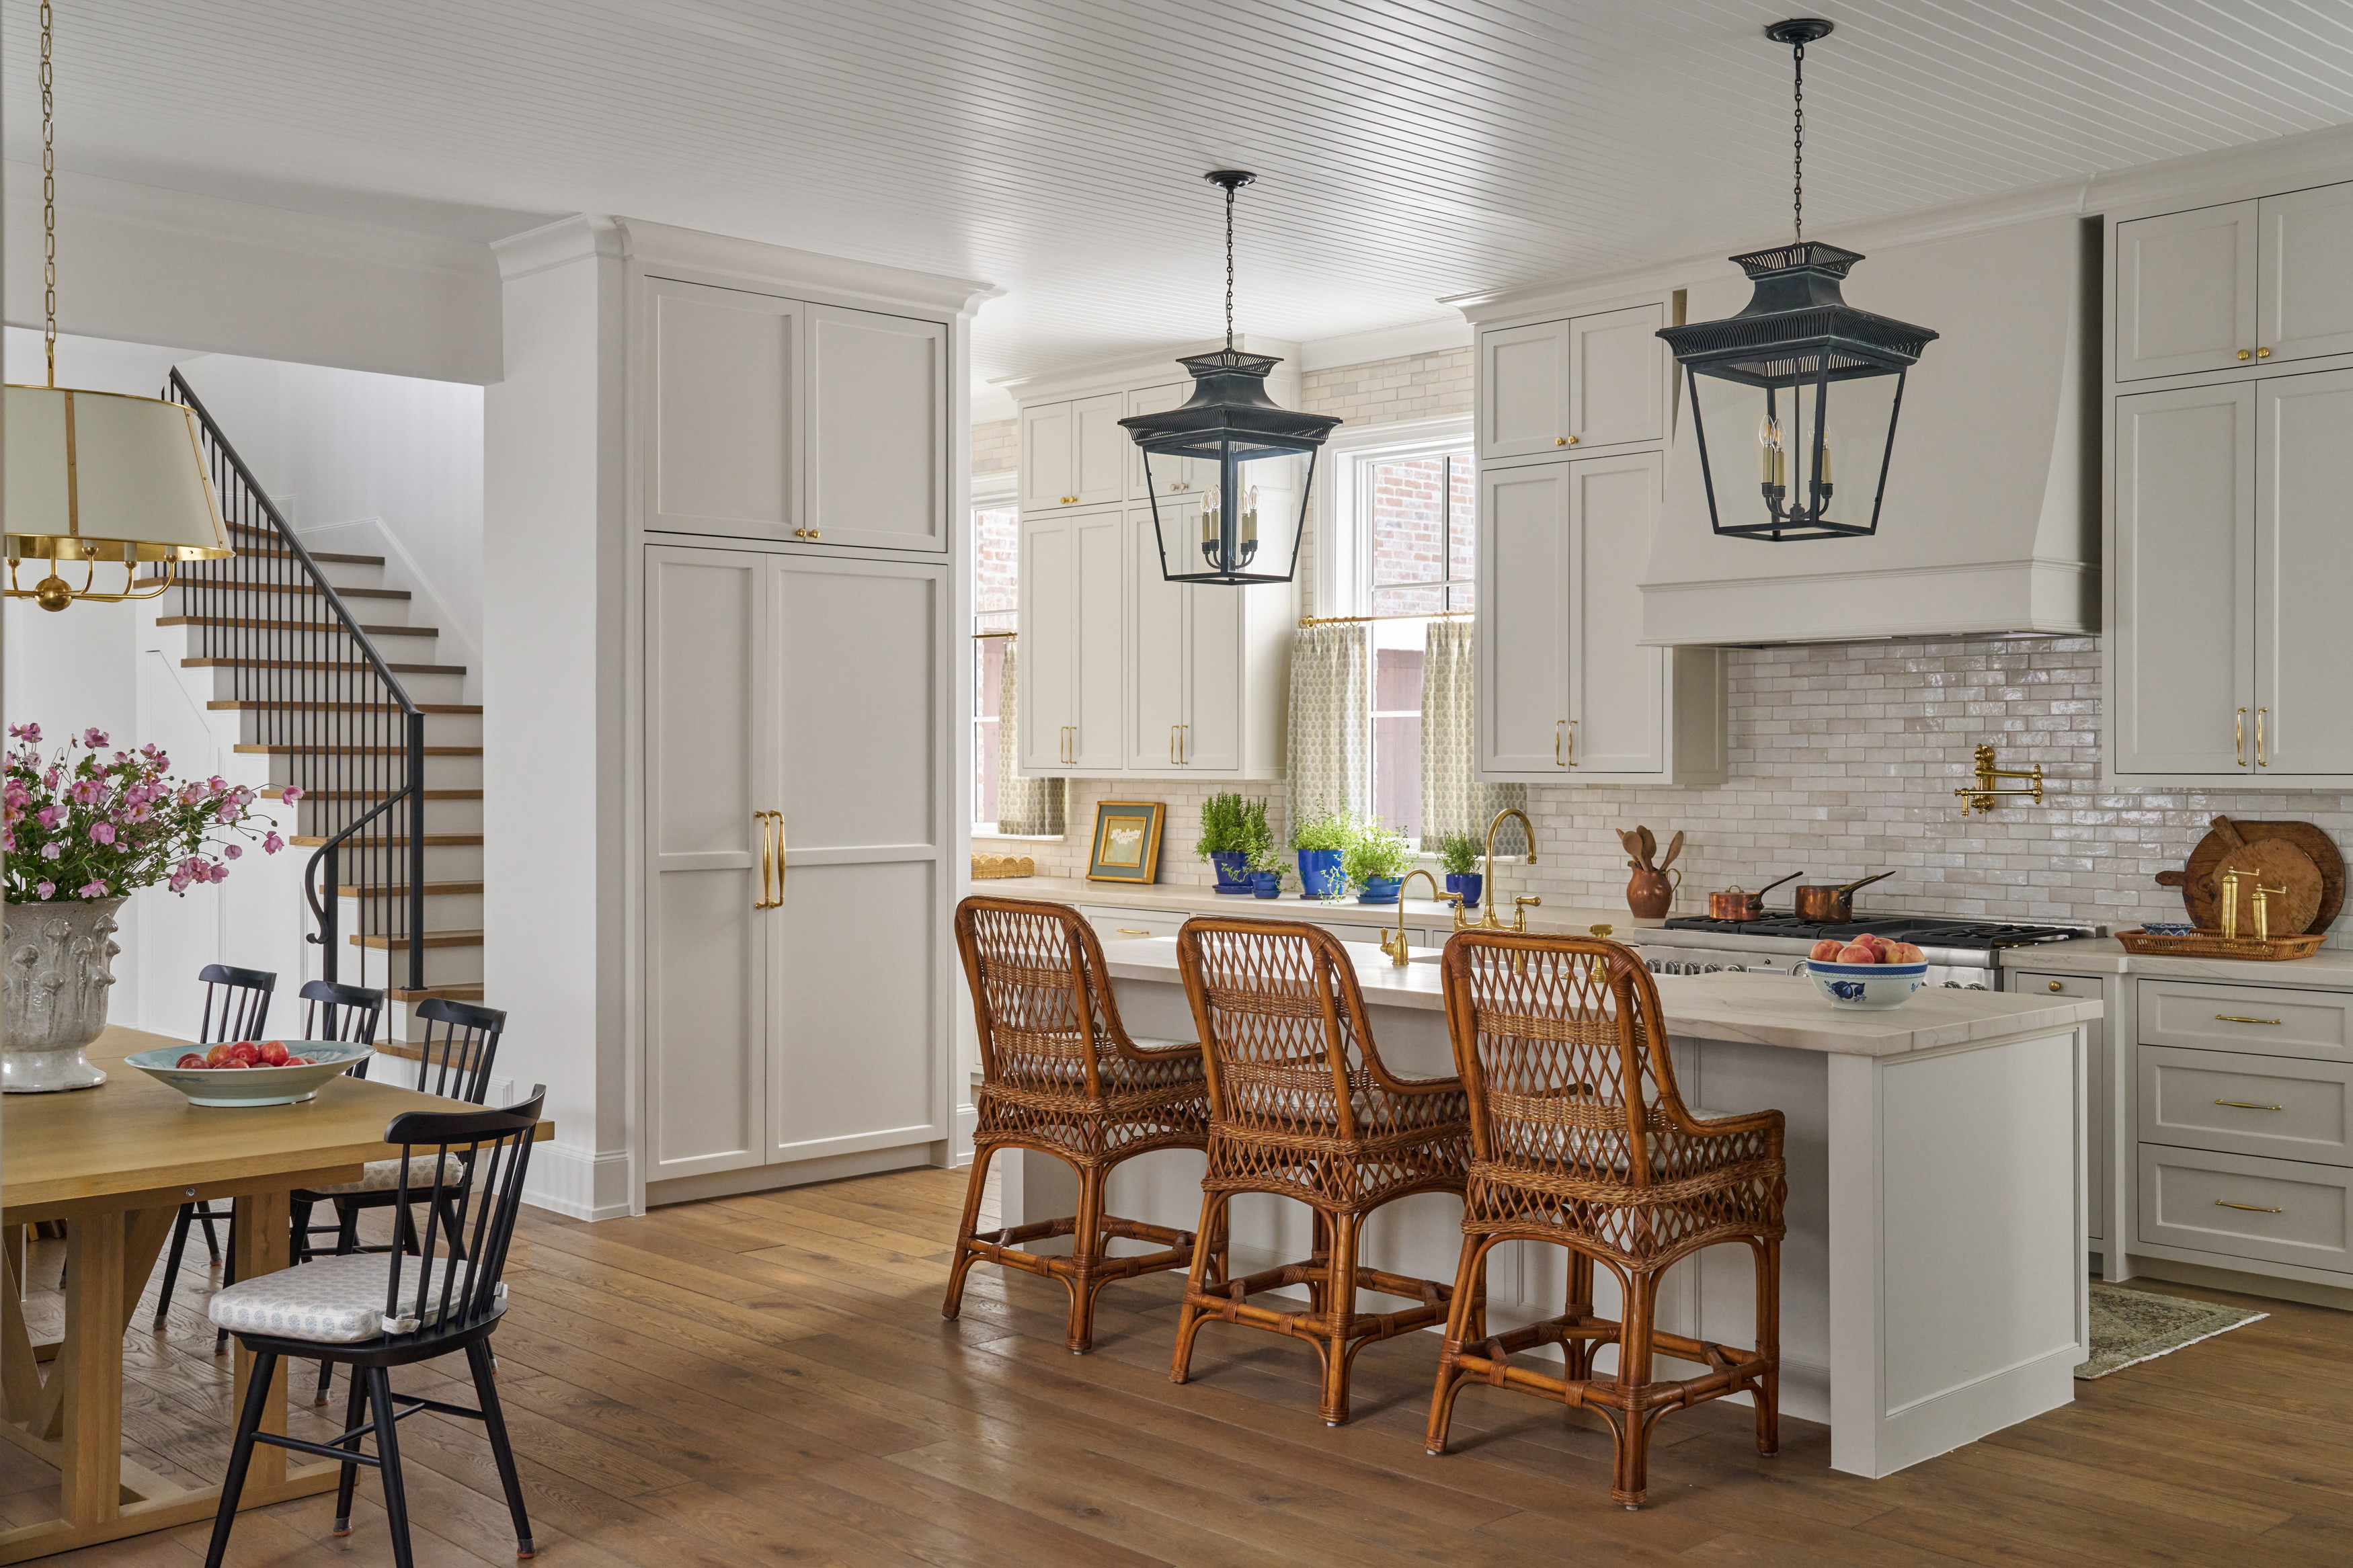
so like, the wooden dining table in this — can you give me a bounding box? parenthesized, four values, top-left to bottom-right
(0, 1024, 548, 1563)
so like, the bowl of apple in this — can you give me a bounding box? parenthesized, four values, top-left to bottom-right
(1802, 934, 1930, 1010)
(123, 1039, 372, 1108)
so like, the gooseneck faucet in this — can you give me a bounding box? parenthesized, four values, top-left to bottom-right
(1379, 870, 1462, 966)
(1481, 807, 1542, 931)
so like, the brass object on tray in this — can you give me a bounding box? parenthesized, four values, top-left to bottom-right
(2115, 927, 2327, 962)
(969, 853, 1034, 880)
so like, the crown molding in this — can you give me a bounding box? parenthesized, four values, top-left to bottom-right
(489, 214, 623, 282)
(1299, 317, 1470, 372)
(994, 333, 1303, 406)
(615, 217, 998, 318)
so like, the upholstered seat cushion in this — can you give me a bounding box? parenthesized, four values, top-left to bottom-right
(208, 1252, 475, 1344)
(301, 1151, 469, 1197)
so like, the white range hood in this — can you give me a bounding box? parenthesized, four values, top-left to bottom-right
(1642, 213, 2096, 646)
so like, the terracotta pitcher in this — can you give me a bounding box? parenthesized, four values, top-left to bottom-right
(1626, 866, 1680, 919)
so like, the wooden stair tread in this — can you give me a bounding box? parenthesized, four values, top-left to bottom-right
(268, 787, 481, 800)
(213, 701, 479, 714)
(229, 547, 386, 566)
(233, 744, 481, 756)
(291, 833, 483, 847)
(157, 616, 437, 636)
(385, 984, 483, 1003)
(139, 577, 409, 599)
(182, 658, 465, 674)
(352, 929, 483, 950)
(335, 881, 483, 897)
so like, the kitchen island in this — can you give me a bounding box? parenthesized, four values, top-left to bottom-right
(1000, 935, 2102, 1480)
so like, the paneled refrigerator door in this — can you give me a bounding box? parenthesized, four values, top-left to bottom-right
(2114, 202, 2260, 382)
(765, 551, 950, 1165)
(643, 546, 771, 1180)
(644, 278, 801, 540)
(2256, 368, 2353, 777)
(803, 303, 948, 550)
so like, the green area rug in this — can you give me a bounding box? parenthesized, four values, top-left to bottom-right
(2075, 1282, 2267, 1379)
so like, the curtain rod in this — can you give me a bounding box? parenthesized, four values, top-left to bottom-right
(1297, 609, 1474, 628)
(971, 630, 1018, 639)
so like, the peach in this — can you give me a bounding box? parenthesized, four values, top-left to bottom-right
(1809, 938, 1846, 961)
(1888, 942, 1926, 964)
(1836, 942, 1879, 964)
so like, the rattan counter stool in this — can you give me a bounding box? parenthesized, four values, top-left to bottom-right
(1424, 930, 1787, 1509)
(944, 896, 1213, 1354)
(1170, 917, 1472, 1427)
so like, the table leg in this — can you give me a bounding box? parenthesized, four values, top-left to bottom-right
(59, 1212, 124, 1528)
(0, 1247, 36, 1424)
(229, 1191, 290, 1491)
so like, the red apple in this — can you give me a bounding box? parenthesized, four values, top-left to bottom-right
(1837, 942, 1879, 964)
(1808, 938, 1846, 961)
(284, 1056, 311, 1067)
(176, 1053, 207, 1069)
(260, 1040, 290, 1067)
(216, 1059, 249, 1069)
(226, 1042, 261, 1067)
(204, 1042, 235, 1067)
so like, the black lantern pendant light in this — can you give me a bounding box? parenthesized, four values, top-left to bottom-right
(1657, 19, 1938, 542)
(1121, 171, 1339, 585)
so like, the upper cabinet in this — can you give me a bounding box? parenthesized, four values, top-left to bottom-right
(1477, 302, 1665, 463)
(1020, 393, 1127, 511)
(642, 277, 950, 550)
(2116, 183, 2353, 382)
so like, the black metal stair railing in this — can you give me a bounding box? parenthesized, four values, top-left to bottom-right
(161, 369, 427, 999)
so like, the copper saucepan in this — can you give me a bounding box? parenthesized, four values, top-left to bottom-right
(1794, 870, 1898, 923)
(1708, 870, 1801, 921)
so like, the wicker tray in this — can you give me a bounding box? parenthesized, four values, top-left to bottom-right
(2116, 927, 2327, 961)
(969, 854, 1034, 880)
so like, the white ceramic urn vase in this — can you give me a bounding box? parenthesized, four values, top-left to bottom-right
(1, 896, 122, 1091)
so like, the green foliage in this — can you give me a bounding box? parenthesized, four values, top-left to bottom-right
(1195, 792, 1263, 858)
(1436, 831, 1483, 876)
(1343, 821, 1418, 887)
(1287, 802, 1358, 853)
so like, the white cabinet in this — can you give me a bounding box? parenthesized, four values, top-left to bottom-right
(1124, 383, 1216, 498)
(2116, 183, 2353, 381)
(1477, 452, 1724, 784)
(643, 544, 951, 1185)
(1018, 507, 1125, 772)
(1125, 503, 1248, 773)
(642, 280, 949, 550)
(1477, 302, 1665, 463)
(2113, 368, 2353, 783)
(1021, 393, 1126, 511)
(2009, 970, 2110, 1251)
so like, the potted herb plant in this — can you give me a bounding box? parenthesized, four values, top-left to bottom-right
(3, 725, 294, 1091)
(1246, 839, 1289, 899)
(1438, 831, 1484, 915)
(1344, 821, 1417, 905)
(1288, 804, 1356, 901)
(1197, 792, 1267, 894)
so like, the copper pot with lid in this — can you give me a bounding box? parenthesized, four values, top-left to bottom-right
(1708, 871, 1800, 921)
(1793, 870, 1897, 923)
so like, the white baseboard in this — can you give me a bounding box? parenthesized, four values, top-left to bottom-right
(523, 1142, 633, 1221)
(952, 1101, 975, 1168)
(643, 1142, 937, 1208)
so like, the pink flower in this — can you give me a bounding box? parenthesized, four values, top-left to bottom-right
(206, 865, 230, 884)
(91, 821, 116, 845)
(124, 803, 152, 823)
(7, 723, 40, 743)
(37, 804, 64, 829)
(0, 827, 11, 852)
(282, 785, 304, 802)
(79, 728, 108, 749)
(34, 880, 54, 899)
(70, 778, 105, 805)
(223, 843, 242, 860)
(76, 880, 108, 897)
(215, 802, 239, 824)
(179, 785, 202, 806)
(262, 831, 285, 854)
(44, 767, 63, 790)
(167, 874, 190, 894)
(39, 842, 61, 861)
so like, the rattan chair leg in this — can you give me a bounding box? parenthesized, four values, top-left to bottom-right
(1317, 1211, 1362, 1425)
(1063, 1165, 1108, 1354)
(1425, 1233, 1490, 1456)
(1611, 1269, 1661, 1509)
(1753, 1236, 1782, 1456)
(941, 1147, 996, 1323)
(1566, 1251, 1597, 1381)
(1168, 1190, 1226, 1386)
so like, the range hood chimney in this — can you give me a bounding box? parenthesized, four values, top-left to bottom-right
(1642, 214, 2098, 646)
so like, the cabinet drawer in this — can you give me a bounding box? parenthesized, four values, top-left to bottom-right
(2012, 971, 2102, 1001)
(2136, 978, 2353, 1063)
(1074, 906, 1185, 942)
(2137, 1143, 2352, 1274)
(2139, 1046, 2352, 1167)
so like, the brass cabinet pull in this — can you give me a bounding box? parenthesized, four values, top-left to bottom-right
(1061, 495, 1078, 505)
(2238, 349, 2253, 361)
(2235, 707, 2247, 767)
(1181, 724, 1189, 764)
(1564, 718, 1577, 767)
(754, 811, 783, 909)
(2257, 347, 2272, 358)
(791, 526, 822, 540)
(1555, 719, 1566, 766)
(1555, 436, 1566, 446)
(2256, 707, 2267, 767)
(2214, 1100, 2284, 1111)
(2048, 980, 2065, 993)
(2213, 1199, 2284, 1213)
(1115, 927, 1151, 935)
(2215, 1014, 2283, 1026)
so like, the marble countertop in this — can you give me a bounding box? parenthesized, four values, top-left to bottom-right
(968, 874, 1659, 938)
(2000, 935, 2353, 989)
(1096, 935, 2102, 1058)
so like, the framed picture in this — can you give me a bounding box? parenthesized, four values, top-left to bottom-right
(1086, 800, 1166, 884)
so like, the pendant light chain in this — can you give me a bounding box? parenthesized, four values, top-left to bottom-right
(41, 0, 56, 387)
(1790, 37, 1805, 244)
(1223, 178, 1236, 351)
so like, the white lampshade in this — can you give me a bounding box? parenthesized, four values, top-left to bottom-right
(4, 384, 230, 565)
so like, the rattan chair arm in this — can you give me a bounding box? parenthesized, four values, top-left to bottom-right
(1113, 1037, 1203, 1062)
(1672, 1106, 1786, 1143)
(1371, 1069, 1468, 1096)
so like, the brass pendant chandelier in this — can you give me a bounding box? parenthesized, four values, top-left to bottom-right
(3, 0, 229, 610)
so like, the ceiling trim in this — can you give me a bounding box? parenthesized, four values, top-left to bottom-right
(618, 217, 998, 318)
(1299, 317, 1469, 372)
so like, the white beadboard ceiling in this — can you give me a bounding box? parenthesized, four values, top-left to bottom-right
(8, 0, 2353, 388)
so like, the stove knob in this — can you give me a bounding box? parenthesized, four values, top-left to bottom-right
(1942, 981, 1962, 988)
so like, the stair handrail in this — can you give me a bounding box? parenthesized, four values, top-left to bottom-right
(163, 369, 428, 996)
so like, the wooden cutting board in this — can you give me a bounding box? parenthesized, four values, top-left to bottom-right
(2156, 816, 2344, 934)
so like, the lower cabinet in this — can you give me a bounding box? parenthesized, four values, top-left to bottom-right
(2011, 970, 2110, 1248)
(643, 542, 953, 1187)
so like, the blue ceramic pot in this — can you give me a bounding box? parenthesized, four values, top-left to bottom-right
(1296, 849, 1345, 900)
(1357, 876, 1402, 905)
(1209, 850, 1254, 893)
(1445, 871, 1483, 913)
(1251, 871, 1282, 898)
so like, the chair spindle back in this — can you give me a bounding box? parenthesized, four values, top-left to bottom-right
(197, 965, 276, 1044)
(383, 1086, 545, 1334)
(411, 997, 506, 1105)
(955, 897, 1132, 1098)
(298, 980, 386, 1059)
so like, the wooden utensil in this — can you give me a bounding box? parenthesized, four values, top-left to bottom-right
(1660, 831, 1685, 871)
(1618, 828, 1650, 870)
(1637, 825, 1658, 868)
(2156, 816, 2344, 934)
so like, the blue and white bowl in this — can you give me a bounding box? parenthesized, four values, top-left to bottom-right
(1803, 959, 1930, 1011)
(124, 1041, 371, 1108)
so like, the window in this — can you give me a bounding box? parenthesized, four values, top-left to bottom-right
(1343, 439, 1474, 842)
(971, 494, 1017, 832)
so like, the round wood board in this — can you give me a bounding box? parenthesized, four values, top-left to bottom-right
(2157, 817, 2345, 934)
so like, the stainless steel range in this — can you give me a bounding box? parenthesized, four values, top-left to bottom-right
(1634, 913, 2096, 991)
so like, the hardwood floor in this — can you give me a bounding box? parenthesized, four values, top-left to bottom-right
(15, 1166, 2353, 1568)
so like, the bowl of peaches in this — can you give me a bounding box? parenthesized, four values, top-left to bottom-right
(124, 1039, 371, 1108)
(1802, 933, 1931, 1011)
